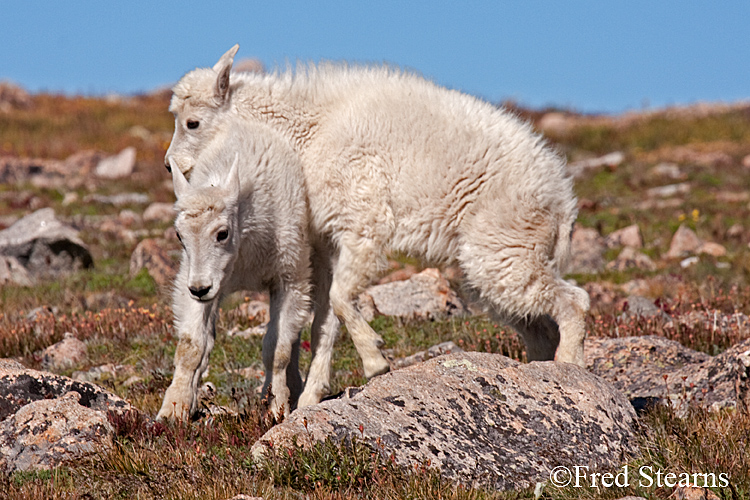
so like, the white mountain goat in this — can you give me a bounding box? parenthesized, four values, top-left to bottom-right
(157, 120, 312, 420)
(162, 44, 590, 414)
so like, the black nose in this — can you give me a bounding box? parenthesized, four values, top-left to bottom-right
(189, 285, 211, 298)
(164, 158, 172, 173)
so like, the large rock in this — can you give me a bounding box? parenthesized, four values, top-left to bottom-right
(0, 359, 131, 422)
(586, 336, 750, 412)
(0, 359, 135, 473)
(253, 352, 637, 491)
(0, 391, 114, 473)
(0, 208, 93, 280)
(358, 268, 468, 321)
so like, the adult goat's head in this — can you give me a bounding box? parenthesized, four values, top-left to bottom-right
(165, 44, 239, 178)
(170, 152, 241, 302)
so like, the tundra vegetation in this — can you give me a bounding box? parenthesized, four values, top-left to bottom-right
(1, 86, 750, 498)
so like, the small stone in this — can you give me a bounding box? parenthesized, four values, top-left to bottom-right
(648, 162, 685, 180)
(41, 333, 87, 371)
(0, 255, 34, 286)
(681, 256, 700, 268)
(646, 182, 691, 198)
(607, 247, 656, 271)
(142, 202, 175, 223)
(567, 225, 605, 274)
(665, 224, 703, 259)
(698, 241, 727, 257)
(94, 147, 136, 179)
(605, 224, 643, 249)
(568, 151, 625, 179)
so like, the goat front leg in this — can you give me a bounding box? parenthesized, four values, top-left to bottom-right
(157, 266, 220, 421)
(261, 282, 310, 420)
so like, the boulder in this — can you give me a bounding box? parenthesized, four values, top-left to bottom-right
(94, 146, 136, 179)
(586, 336, 750, 412)
(0, 391, 114, 473)
(0, 208, 93, 280)
(0, 359, 135, 473)
(254, 352, 637, 491)
(129, 238, 177, 287)
(358, 268, 468, 321)
(0, 359, 132, 421)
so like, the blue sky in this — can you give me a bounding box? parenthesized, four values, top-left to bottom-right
(2, 2, 749, 113)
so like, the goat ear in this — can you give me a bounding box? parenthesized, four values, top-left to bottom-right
(225, 152, 241, 199)
(170, 158, 191, 200)
(213, 44, 239, 104)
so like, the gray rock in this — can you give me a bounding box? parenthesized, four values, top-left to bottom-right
(665, 224, 702, 259)
(0, 358, 132, 422)
(0, 208, 93, 279)
(0, 255, 33, 286)
(358, 268, 468, 321)
(85, 192, 150, 206)
(568, 152, 625, 179)
(618, 296, 672, 325)
(142, 202, 175, 223)
(586, 336, 750, 412)
(253, 352, 637, 491)
(0, 391, 114, 473)
(94, 146, 136, 179)
(607, 247, 656, 272)
(646, 182, 691, 198)
(390, 341, 464, 370)
(605, 224, 643, 249)
(567, 226, 605, 274)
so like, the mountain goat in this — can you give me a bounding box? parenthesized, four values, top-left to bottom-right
(157, 120, 313, 420)
(163, 45, 590, 414)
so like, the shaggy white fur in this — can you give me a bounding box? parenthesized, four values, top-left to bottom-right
(163, 45, 590, 415)
(157, 119, 312, 420)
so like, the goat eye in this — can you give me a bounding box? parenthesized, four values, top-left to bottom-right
(217, 229, 229, 242)
(175, 230, 183, 243)
(186, 120, 199, 130)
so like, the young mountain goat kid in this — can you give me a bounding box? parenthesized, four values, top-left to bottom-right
(157, 120, 312, 421)
(162, 45, 590, 417)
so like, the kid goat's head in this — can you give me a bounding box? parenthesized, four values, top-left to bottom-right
(171, 152, 241, 302)
(165, 44, 239, 177)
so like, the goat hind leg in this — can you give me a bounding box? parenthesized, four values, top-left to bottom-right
(329, 236, 390, 379)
